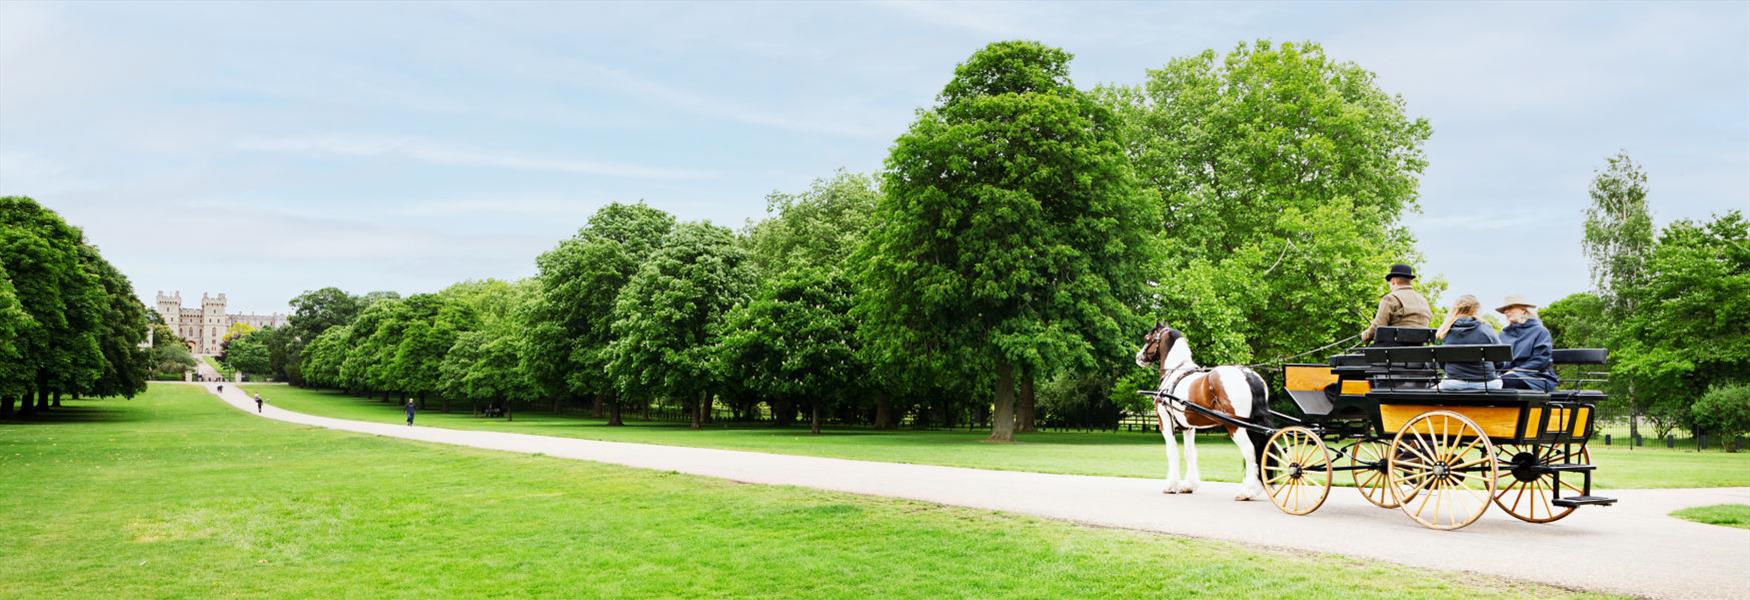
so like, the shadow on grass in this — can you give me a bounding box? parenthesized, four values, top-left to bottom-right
(0, 404, 145, 425)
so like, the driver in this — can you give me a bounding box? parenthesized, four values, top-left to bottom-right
(1360, 263, 1432, 344)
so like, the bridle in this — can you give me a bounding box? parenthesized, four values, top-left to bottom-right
(1144, 322, 1201, 392)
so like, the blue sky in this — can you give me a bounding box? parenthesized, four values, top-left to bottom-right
(2, 1, 1746, 315)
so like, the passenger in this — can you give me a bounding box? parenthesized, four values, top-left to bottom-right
(1434, 295, 1503, 391)
(1496, 294, 1559, 391)
(1360, 263, 1433, 344)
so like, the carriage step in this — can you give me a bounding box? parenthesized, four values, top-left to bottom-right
(1544, 463, 1597, 472)
(1551, 495, 1617, 508)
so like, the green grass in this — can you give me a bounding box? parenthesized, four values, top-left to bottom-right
(1671, 504, 1750, 530)
(0, 384, 1612, 599)
(200, 355, 234, 377)
(246, 386, 1750, 489)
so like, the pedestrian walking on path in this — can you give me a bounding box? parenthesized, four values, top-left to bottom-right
(405, 399, 416, 426)
(254, 393, 263, 413)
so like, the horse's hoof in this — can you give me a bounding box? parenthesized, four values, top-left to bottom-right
(1234, 495, 1250, 502)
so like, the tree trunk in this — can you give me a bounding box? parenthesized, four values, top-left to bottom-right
(504, 397, 513, 422)
(1017, 375, 1036, 433)
(18, 387, 37, 417)
(417, 393, 426, 410)
(592, 392, 605, 418)
(52, 391, 62, 408)
(552, 394, 562, 414)
(774, 397, 793, 427)
(608, 392, 624, 426)
(691, 391, 706, 430)
(35, 388, 50, 411)
(873, 392, 893, 429)
(988, 361, 1017, 442)
(641, 397, 650, 420)
(1, 394, 14, 418)
(810, 401, 822, 434)
(443, 396, 450, 413)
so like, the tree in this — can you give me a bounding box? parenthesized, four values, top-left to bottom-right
(609, 221, 752, 429)
(0, 263, 34, 415)
(1692, 384, 1750, 452)
(745, 171, 878, 276)
(719, 267, 860, 433)
(527, 203, 675, 425)
(223, 322, 258, 343)
(77, 245, 149, 400)
(1541, 292, 1610, 350)
(1096, 40, 1431, 368)
(1614, 212, 1750, 432)
(855, 41, 1158, 441)
(388, 293, 477, 408)
(287, 287, 364, 343)
(1580, 151, 1657, 438)
(224, 333, 272, 378)
(0, 197, 106, 415)
(299, 326, 350, 389)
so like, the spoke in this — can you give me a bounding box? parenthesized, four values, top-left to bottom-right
(1453, 436, 1484, 463)
(1452, 456, 1495, 471)
(1537, 480, 1556, 518)
(1398, 440, 1437, 465)
(1511, 480, 1529, 514)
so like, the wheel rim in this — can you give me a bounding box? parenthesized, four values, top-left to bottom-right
(1386, 410, 1498, 530)
(1262, 427, 1333, 516)
(1491, 445, 1589, 523)
(1348, 440, 1403, 509)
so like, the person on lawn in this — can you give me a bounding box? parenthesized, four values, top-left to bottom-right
(1434, 295, 1504, 391)
(1360, 263, 1433, 344)
(254, 393, 264, 413)
(405, 398, 416, 426)
(1496, 294, 1559, 391)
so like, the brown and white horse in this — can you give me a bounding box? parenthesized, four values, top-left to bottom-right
(1136, 322, 1271, 500)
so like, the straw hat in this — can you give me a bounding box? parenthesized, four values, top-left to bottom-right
(1495, 294, 1537, 313)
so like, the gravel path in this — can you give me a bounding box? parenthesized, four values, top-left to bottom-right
(201, 382, 1748, 599)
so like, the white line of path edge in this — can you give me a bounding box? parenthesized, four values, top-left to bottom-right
(200, 383, 1749, 600)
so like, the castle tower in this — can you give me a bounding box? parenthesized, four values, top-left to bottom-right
(155, 291, 181, 331)
(200, 293, 227, 355)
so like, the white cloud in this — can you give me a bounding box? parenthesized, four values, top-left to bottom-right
(235, 134, 718, 180)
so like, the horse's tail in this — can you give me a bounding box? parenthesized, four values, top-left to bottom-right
(1242, 367, 1272, 472)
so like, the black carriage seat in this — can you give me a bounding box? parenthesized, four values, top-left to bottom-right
(1550, 348, 1610, 403)
(1369, 388, 1550, 403)
(1370, 326, 1437, 348)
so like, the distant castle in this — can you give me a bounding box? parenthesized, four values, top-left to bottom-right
(154, 291, 289, 355)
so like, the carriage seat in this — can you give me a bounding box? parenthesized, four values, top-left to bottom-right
(1369, 388, 1548, 403)
(1550, 348, 1609, 404)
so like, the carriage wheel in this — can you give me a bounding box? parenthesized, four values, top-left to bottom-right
(1491, 445, 1590, 523)
(1261, 427, 1333, 516)
(1386, 410, 1498, 530)
(1348, 440, 1408, 509)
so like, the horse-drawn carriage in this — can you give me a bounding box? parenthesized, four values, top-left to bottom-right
(1139, 325, 1616, 531)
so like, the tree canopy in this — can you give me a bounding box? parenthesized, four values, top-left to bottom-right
(856, 40, 1158, 441)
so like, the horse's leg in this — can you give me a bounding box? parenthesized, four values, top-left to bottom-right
(1180, 427, 1201, 494)
(1156, 404, 1182, 494)
(1229, 427, 1264, 501)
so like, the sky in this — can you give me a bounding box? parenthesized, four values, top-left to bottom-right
(2, 1, 1746, 315)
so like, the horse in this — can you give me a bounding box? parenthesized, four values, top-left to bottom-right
(1135, 322, 1271, 500)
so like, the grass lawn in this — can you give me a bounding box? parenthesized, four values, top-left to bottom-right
(245, 385, 1750, 489)
(200, 355, 233, 377)
(0, 384, 1611, 599)
(1670, 504, 1750, 530)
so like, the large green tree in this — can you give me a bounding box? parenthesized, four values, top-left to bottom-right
(856, 41, 1158, 441)
(0, 263, 33, 413)
(609, 221, 752, 429)
(525, 203, 675, 425)
(0, 197, 106, 416)
(77, 245, 149, 400)
(719, 267, 861, 433)
(1614, 211, 1749, 434)
(1097, 40, 1431, 366)
(1580, 151, 1657, 437)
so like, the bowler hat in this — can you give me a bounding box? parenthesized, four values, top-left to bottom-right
(1496, 294, 1537, 313)
(1385, 264, 1416, 281)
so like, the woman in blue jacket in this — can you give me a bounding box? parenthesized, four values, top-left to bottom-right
(1496, 295, 1559, 391)
(1435, 295, 1503, 391)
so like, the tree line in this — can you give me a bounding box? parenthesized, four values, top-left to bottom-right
(0, 197, 152, 417)
(222, 40, 1431, 440)
(1542, 152, 1748, 449)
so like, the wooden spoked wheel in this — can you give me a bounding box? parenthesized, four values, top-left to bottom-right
(1347, 440, 1406, 509)
(1386, 410, 1498, 530)
(1262, 426, 1333, 516)
(1492, 445, 1591, 523)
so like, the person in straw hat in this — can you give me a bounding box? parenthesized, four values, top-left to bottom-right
(1360, 263, 1433, 344)
(1496, 294, 1559, 391)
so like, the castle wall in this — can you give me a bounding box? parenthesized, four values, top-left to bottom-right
(154, 291, 289, 355)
